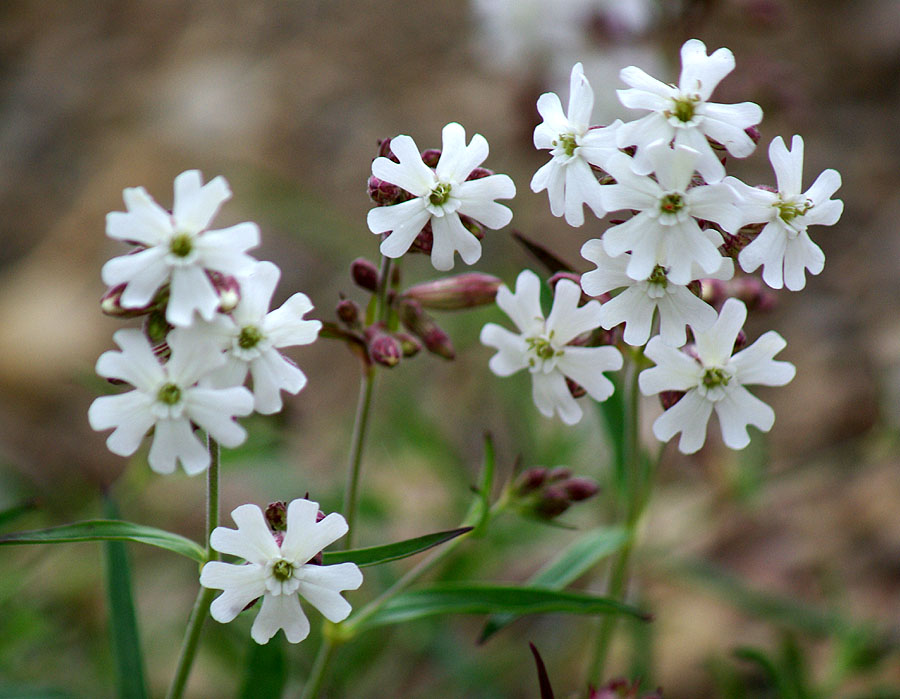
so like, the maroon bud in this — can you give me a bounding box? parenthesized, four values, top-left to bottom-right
(659, 390, 685, 411)
(733, 328, 748, 353)
(566, 377, 587, 398)
(208, 271, 241, 312)
(367, 175, 406, 206)
(350, 258, 380, 292)
(534, 485, 571, 519)
(265, 501, 288, 532)
(513, 466, 548, 495)
(466, 166, 493, 180)
(365, 323, 402, 368)
(376, 137, 398, 161)
(459, 214, 485, 241)
(420, 148, 441, 168)
(402, 273, 502, 311)
(398, 298, 455, 359)
(546, 466, 572, 482)
(562, 477, 600, 502)
(745, 125, 761, 146)
(101, 284, 154, 318)
(336, 298, 361, 326)
(393, 332, 422, 358)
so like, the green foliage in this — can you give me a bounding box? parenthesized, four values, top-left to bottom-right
(238, 636, 286, 699)
(323, 527, 473, 567)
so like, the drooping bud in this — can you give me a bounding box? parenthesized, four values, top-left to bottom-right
(350, 258, 380, 293)
(394, 332, 422, 358)
(402, 273, 502, 311)
(101, 284, 155, 318)
(336, 298, 362, 327)
(397, 298, 455, 359)
(365, 323, 402, 368)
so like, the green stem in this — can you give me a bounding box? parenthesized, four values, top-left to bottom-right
(341, 367, 376, 549)
(300, 635, 337, 699)
(166, 436, 220, 699)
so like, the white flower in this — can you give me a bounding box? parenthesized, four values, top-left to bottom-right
(480, 269, 623, 425)
(187, 261, 322, 414)
(616, 39, 762, 183)
(88, 329, 254, 474)
(366, 122, 516, 271)
(200, 499, 363, 644)
(580, 240, 733, 347)
(639, 298, 795, 454)
(726, 135, 843, 291)
(102, 170, 260, 327)
(530, 62, 622, 226)
(600, 142, 740, 285)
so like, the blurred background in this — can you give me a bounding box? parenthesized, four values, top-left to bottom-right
(1, 0, 899, 696)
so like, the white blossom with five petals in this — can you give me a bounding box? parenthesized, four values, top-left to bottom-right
(616, 39, 762, 183)
(102, 170, 260, 327)
(88, 328, 254, 474)
(366, 122, 516, 271)
(186, 261, 322, 414)
(480, 269, 623, 425)
(530, 62, 622, 226)
(200, 499, 363, 644)
(726, 135, 843, 291)
(580, 240, 733, 347)
(639, 298, 795, 454)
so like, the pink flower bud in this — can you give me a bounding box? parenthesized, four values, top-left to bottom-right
(394, 332, 422, 358)
(265, 501, 288, 532)
(336, 298, 361, 327)
(398, 299, 455, 359)
(100, 284, 154, 318)
(513, 467, 548, 495)
(208, 271, 241, 313)
(402, 273, 502, 311)
(562, 477, 600, 502)
(534, 485, 571, 519)
(546, 466, 572, 482)
(466, 166, 493, 181)
(420, 148, 441, 168)
(350, 258, 380, 292)
(365, 323, 402, 368)
(367, 175, 406, 206)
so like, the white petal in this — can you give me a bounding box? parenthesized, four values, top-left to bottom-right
(804, 168, 842, 207)
(107, 187, 172, 245)
(694, 298, 746, 367)
(252, 592, 310, 644)
(556, 346, 622, 402)
(148, 418, 208, 475)
(436, 123, 489, 182)
(564, 156, 605, 225)
(96, 328, 165, 390)
(296, 563, 363, 623)
(480, 323, 529, 377)
(601, 214, 651, 260)
(233, 261, 279, 325)
(455, 174, 515, 229)
(166, 328, 226, 386)
(730, 331, 795, 386)
(89, 392, 156, 456)
(167, 266, 220, 326)
(430, 213, 481, 271)
(185, 387, 252, 446)
(767, 135, 802, 195)
(195, 223, 261, 274)
(618, 65, 673, 99)
(373, 135, 434, 195)
(212, 503, 280, 563)
(686, 183, 742, 234)
(675, 127, 725, 183)
(497, 270, 543, 335)
(265, 295, 321, 348)
(248, 350, 306, 414)
(652, 389, 713, 454)
(647, 142, 697, 193)
(702, 102, 762, 155)
(535, 92, 568, 142)
(678, 40, 734, 100)
(281, 499, 334, 563)
(714, 385, 775, 449)
(601, 287, 655, 346)
(566, 62, 593, 132)
(531, 370, 582, 425)
(203, 562, 267, 623)
(738, 222, 787, 288)
(101, 247, 169, 305)
(657, 287, 718, 346)
(546, 279, 602, 346)
(376, 207, 432, 260)
(580, 243, 632, 296)
(173, 171, 231, 233)
(616, 112, 672, 151)
(640, 336, 704, 394)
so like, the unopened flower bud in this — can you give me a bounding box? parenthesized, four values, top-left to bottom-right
(420, 148, 441, 168)
(207, 272, 241, 313)
(365, 324, 402, 368)
(265, 501, 288, 532)
(466, 166, 493, 181)
(394, 332, 422, 358)
(402, 273, 502, 311)
(566, 377, 587, 398)
(534, 484, 571, 519)
(460, 215, 484, 241)
(398, 298, 455, 359)
(376, 137, 399, 162)
(336, 298, 361, 327)
(100, 284, 154, 318)
(659, 390, 685, 411)
(513, 466, 548, 495)
(367, 175, 406, 206)
(350, 258, 380, 292)
(562, 477, 600, 502)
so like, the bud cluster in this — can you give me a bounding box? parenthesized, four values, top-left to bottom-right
(510, 466, 600, 520)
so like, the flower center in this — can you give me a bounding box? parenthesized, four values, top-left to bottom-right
(702, 367, 730, 389)
(667, 95, 699, 123)
(526, 332, 562, 368)
(238, 325, 264, 350)
(169, 233, 194, 258)
(272, 559, 294, 582)
(429, 182, 452, 206)
(776, 197, 812, 223)
(648, 265, 669, 288)
(553, 133, 578, 157)
(156, 382, 182, 405)
(659, 192, 685, 215)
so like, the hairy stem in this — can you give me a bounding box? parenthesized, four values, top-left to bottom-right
(341, 366, 376, 549)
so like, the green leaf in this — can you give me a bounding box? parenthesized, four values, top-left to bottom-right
(0, 499, 38, 531)
(322, 527, 472, 567)
(102, 498, 148, 699)
(463, 432, 496, 534)
(479, 526, 629, 642)
(353, 583, 648, 631)
(0, 520, 205, 562)
(238, 635, 286, 699)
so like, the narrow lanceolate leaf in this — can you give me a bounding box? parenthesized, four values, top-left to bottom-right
(102, 498, 148, 699)
(0, 520, 205, 562)
(479, 526, 629, 642)
(462, 432, 496, 534)
(0, 499, 38, 531)
(322, 527, 473, 567)
(355, 583, 648, 631)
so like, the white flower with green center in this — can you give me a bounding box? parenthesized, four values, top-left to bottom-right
(366, 122, 516, 271)
(88, 328, 254, 474)
(580, 240, 733, 347)
(726, 135, 843, 291)
(186, 261, 322, 414)
(616, 39, 762, 183)
(200, 499, 363, 644)
(480, 269, 622, 425)
(102, 170, 261, 327)
(600, 141, 741, 285)
(639, 298, 795, 454)
(530, 62, 622, 226)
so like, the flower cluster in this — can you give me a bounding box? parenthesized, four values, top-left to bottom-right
(481, 39, 842, 453)
(89, 171, 322, 474)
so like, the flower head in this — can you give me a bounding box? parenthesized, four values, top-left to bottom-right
(638, 298, 795, 453)
(480, 269, 622, 425)
(616, 39, 762, 183)
(186, 261, 322, 414)
(530, 62, 622, 226)
(200, 499, 363, 644)
(727, 135, 843, 290)
(102, 170, 260, 327)
(367, 122, 516, 271)
(88, 328, 254, 474)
